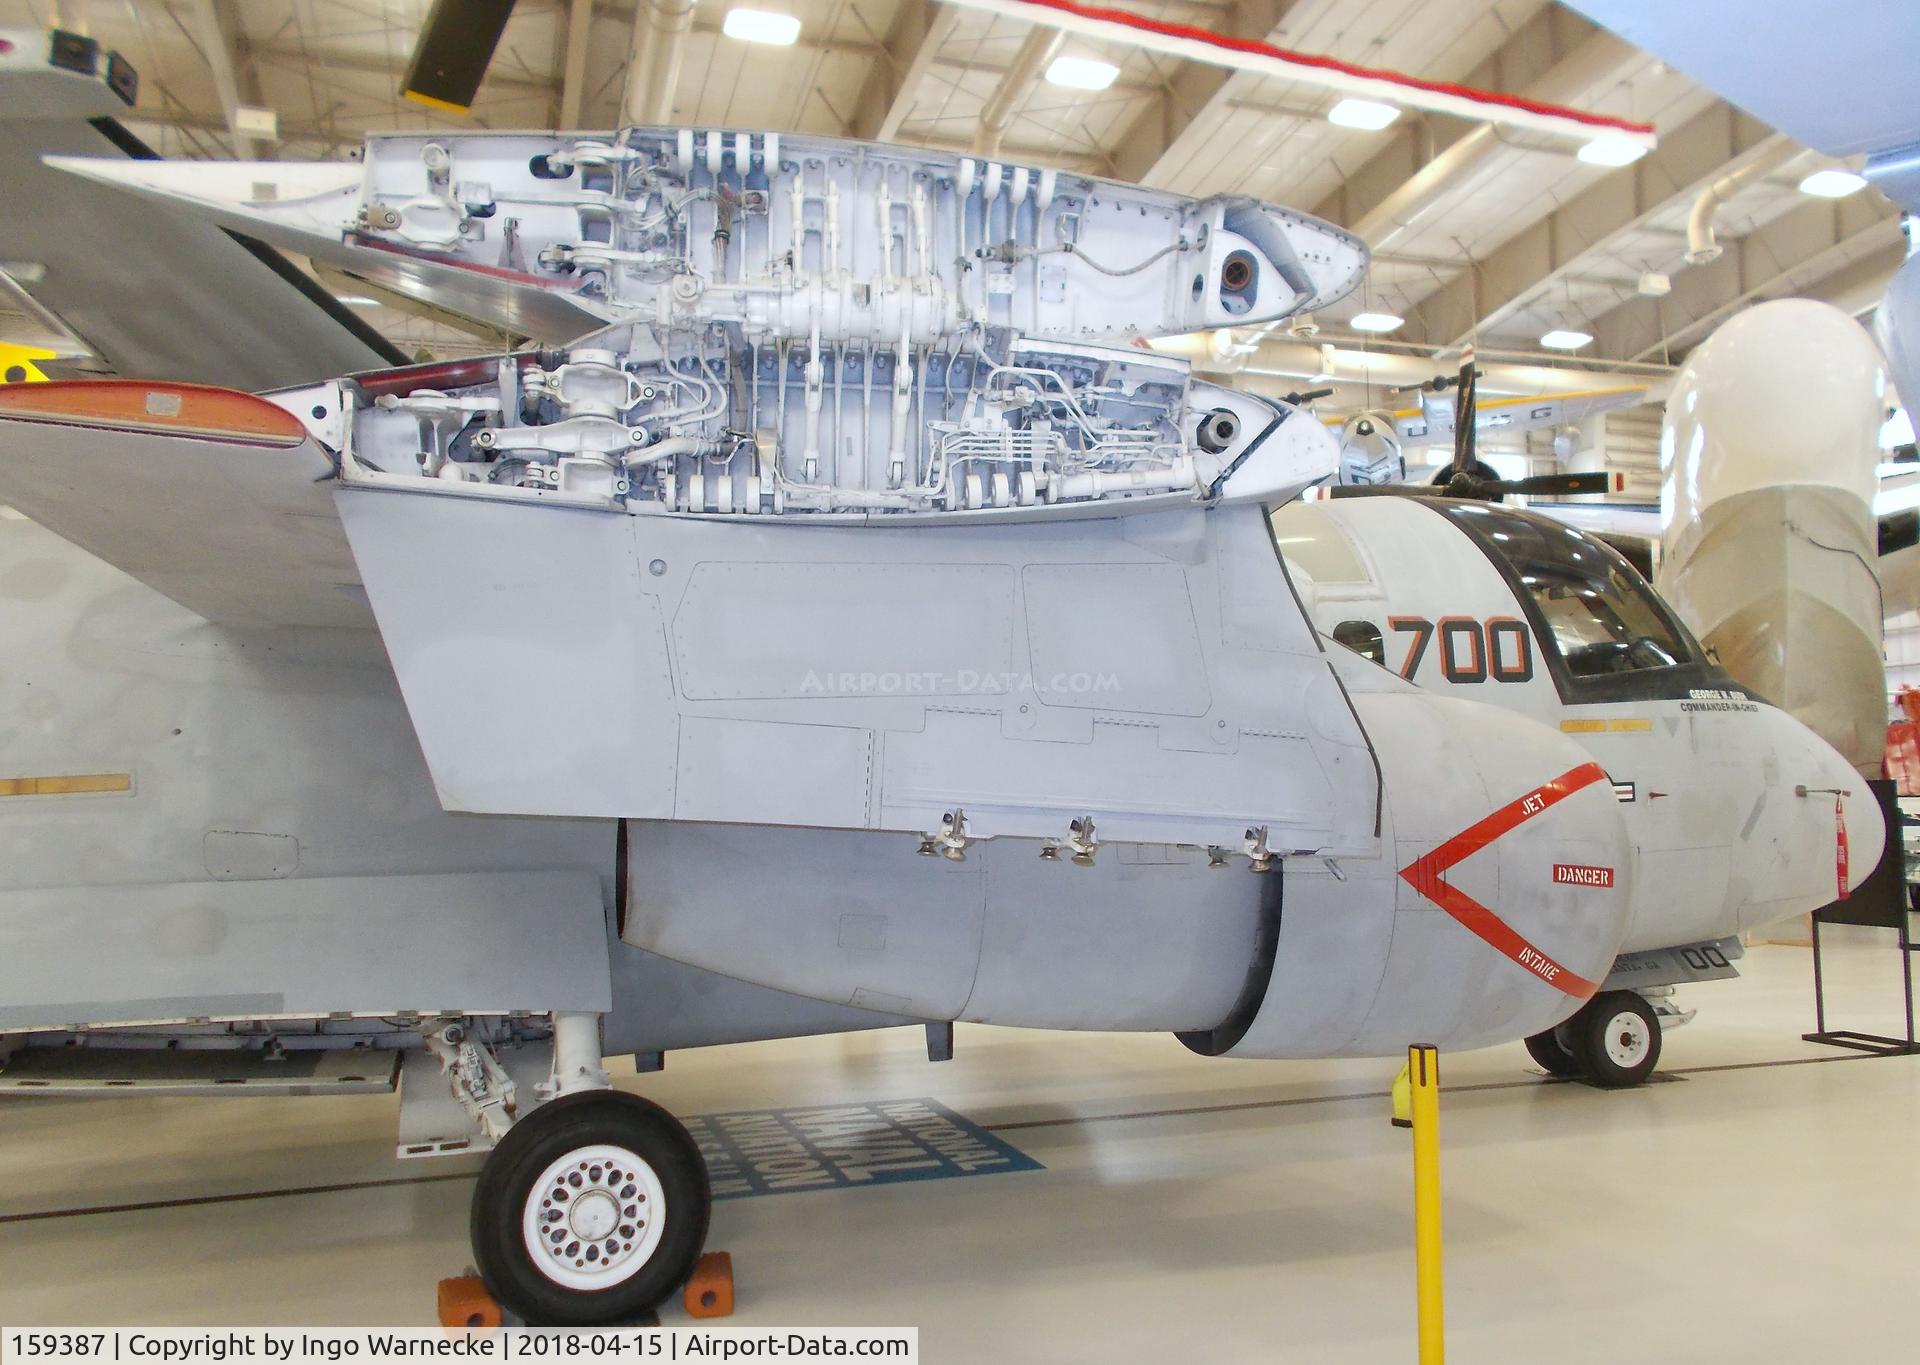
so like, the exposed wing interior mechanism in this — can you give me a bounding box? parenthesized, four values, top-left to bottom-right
(46, 128, 1366, 349)
(0, 127, 1378, 851)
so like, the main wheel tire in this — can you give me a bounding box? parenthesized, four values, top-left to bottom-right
(1524, 1025, 1585, 1078)
(471, 1091, 710, 1326)
(1568, 991, 1662, 1089)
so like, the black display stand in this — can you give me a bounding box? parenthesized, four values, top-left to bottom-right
(1804, 779, 1919, 1055)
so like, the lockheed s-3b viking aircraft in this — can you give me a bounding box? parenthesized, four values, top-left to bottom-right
(0, 97, 1879, 1324)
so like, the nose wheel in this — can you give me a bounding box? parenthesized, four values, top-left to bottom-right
(1525, 990, 1662, 1088)
(471, 1091, 711, 1325)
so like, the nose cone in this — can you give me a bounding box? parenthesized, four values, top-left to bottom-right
(1736, 705, 1888, 933)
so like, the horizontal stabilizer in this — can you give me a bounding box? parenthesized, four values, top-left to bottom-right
(0, 380, 370, 630)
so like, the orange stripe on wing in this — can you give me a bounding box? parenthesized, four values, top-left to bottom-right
(0, 381, 307, 445)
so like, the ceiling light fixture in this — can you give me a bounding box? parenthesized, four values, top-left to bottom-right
(1576, 135, 1649, 168)
(1799, 168, 1868, 199)
(336, 295, 380, 307)
(1044, 55, 1119, 91)
(1327, 98, 1400, 131)
(722, 9, 802, 46)
(234, 105, 278, 139)
(1540, 329, 1593, 350)
(1349, 311, 1404, 333)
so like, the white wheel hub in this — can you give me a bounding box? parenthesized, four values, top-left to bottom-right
(521, 1142, 667, 1291)
(1603, 1009, 1652, 1070)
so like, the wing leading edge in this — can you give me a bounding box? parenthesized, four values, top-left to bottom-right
(0, 380, 370, 630)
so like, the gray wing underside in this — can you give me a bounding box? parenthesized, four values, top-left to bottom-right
(0, 403, 371, 631)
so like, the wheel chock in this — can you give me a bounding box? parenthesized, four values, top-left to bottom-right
(683, 1252, 735, 1318)
(437, 1275, 503, 1329)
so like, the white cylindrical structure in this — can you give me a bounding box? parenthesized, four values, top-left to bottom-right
(1657, 299, 1889, 775)
(621, 0, 695, 128)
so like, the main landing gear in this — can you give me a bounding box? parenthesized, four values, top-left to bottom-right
(1525, 990, 1662, 1088)
(471, 1090, 711, 1325)
(424, 1012, 713, 1325)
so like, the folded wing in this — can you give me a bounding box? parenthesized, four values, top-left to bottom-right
(0, 25, 403, 390)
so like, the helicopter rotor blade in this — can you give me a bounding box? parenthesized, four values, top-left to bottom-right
(1494, 471, 1616, 497)
(1330, 468, 1617, 502)
(1451, 349, 1477, 476)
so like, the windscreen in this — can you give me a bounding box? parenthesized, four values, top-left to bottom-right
(1439, 502, 1696, 687)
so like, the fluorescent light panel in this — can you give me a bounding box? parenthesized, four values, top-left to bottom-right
(1540, 329, 1593, 350)
(1875, 480, 1920, 517)
(722, 9, 802, 46)
(1799, 168, 1868, 199)
(234, 105, 278, 139)
(1045, 55, 1119, 90)
(1348, 311, 1404, 333)
(1576, 135, 1648, 167)
(1327, 98, 1399, 131)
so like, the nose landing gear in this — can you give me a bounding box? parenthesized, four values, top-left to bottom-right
(1525, 990, 1663, 1088)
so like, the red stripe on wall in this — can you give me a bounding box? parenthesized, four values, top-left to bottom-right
(999, 0, 1656, 138)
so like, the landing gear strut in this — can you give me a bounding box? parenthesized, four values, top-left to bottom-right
(470, 1090, 712, 1325)
(1525, 990, 1662, 1088)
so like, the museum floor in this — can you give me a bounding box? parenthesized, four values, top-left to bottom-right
(2, 936, 1915, 1362)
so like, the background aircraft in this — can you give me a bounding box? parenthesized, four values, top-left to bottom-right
(1328, 365, 1647, 492)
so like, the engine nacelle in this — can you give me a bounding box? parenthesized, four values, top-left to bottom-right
(621, 685, 1633, 1057)
(1186, 687, 1635, 1058)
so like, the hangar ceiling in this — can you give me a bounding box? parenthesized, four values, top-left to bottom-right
(0, 0, 1907, 453)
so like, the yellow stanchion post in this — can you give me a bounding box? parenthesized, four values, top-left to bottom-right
(1408, 1044, 1444, 1364)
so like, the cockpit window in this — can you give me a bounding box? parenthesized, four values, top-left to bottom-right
(1439, 503, 1697, 696)
(1270, 502, 1370, 584)
(1332, 619, 1385, 665)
